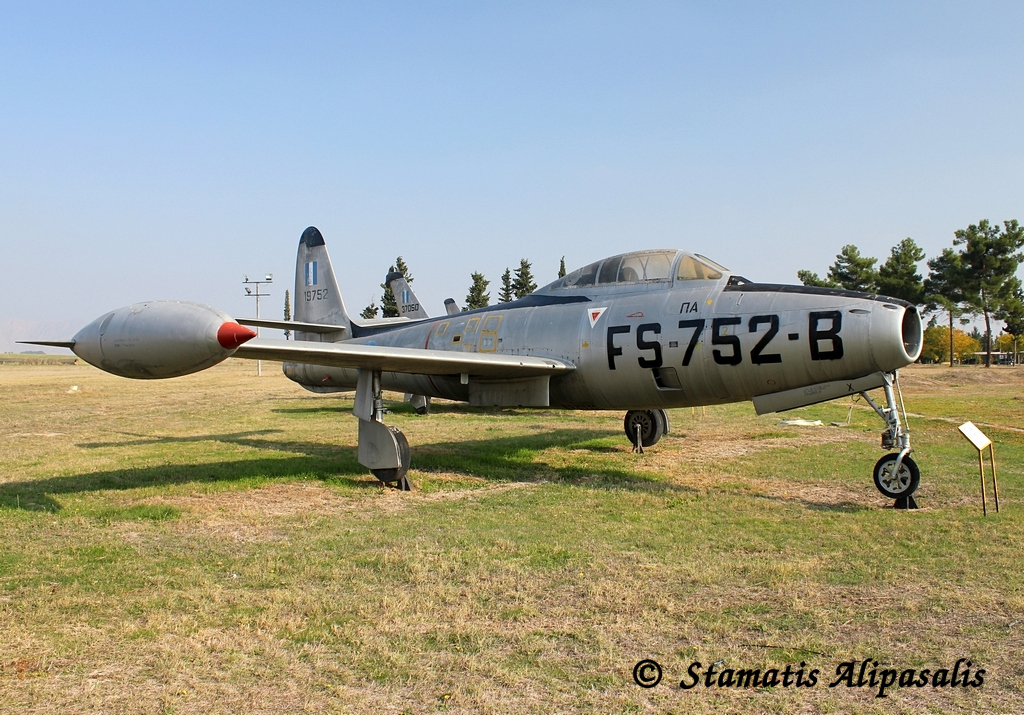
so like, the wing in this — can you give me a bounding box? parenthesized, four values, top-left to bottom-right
(233, 338, 574, 379)
(238, 316, 426, 333)
(237, 318, 347, 334)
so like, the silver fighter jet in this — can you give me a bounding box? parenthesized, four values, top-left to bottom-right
(24, 226, 924, 500)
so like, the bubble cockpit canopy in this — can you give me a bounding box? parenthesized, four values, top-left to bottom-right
(548, 250, 728, 290)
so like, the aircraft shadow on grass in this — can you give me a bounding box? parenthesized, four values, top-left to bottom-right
(269, 401, 571, 417)
(1, 427, 863, 514)
(1, 428, 692, 512)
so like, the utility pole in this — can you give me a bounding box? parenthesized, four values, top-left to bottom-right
(243, 273, 273, 375)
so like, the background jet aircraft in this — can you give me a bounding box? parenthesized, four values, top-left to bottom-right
(24, 226, 924, 500)
(229, 266, 434, 400)
(387, 271, 429, 320)
(248, 266, 437, 413)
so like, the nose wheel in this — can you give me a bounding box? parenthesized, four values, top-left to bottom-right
(860, 371, 920, 506)
(873, 453, 920, 499)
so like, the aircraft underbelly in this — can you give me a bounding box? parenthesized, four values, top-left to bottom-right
(283, 362, 359, 390)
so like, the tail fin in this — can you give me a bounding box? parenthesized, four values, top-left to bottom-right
(386, 271, 430, 319)
(444, 298, 461, 315)
(294, 227, 353, 339)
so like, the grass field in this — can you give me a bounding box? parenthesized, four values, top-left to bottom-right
(1, 359, 1022, 714)
(0, 353, 78, 366)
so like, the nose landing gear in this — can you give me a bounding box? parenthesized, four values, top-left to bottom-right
(873, 453, 920, 500)
(860, 371, 919, 508)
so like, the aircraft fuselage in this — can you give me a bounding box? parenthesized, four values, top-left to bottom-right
(286, 277, 921, 410)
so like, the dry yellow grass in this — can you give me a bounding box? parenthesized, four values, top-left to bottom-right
(1, 360, 1023, 713)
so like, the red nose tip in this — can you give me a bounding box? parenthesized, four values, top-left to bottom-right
(217, 322, 258, 350)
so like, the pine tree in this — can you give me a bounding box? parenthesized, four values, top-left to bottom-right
(797, 270, 835, 287)
(464, 272, 490, 310)
(1000, 285, 1024, 339)
(360, 301, 379, 319)
(512, 259, 537, 299)
(924, 247, 969, 368)
(558, 256, 566, 278)
(1001, 286, 1024, 364)
(797, 245, 879, 290)
(953, 219, 1024, 366)
(499, 268, 514, 303)
(827, 245, 878, 292)
(379, 256, 413, 318)
(395, 256, 413, 284)
(283, 289, 291, 340)
(877, 238, 926, 304)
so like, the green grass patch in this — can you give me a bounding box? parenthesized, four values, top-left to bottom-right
(89, 504, 182, 523)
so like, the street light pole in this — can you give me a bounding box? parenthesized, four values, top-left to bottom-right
(243, 273, 273, 376)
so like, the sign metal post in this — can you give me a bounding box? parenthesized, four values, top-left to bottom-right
(958, 421, 999, 516)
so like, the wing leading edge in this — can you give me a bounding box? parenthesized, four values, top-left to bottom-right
(233, 338, 575, 379)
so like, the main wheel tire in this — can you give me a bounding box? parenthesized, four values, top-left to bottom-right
(624, 410, 665, 448)
(371, 427, 412, 489)
(873, 454, 920, 498)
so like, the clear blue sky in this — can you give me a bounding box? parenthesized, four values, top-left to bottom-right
(2, 2, 1022, 341)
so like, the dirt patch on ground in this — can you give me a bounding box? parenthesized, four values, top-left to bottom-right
(0, 658, 45, 678)
(653, 422, 867, 465)
(146, 480, 536, 526)
(900, 364, 1024, 390)
(749, 478, 882, 508)
(152, 482, 360, 519)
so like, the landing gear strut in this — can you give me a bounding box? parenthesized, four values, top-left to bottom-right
(860, 371, 919, 507)
(355, 370, 412, 490)
(624, 409, 669, 451)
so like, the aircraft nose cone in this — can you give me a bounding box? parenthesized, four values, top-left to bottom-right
(217, 322, 257, 350)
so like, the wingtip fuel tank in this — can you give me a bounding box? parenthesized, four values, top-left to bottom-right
(70, 301, 255, 379)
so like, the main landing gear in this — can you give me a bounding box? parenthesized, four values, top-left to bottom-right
(355, 370, 412, 491)
(624, 409, 670, 452)
(860, 371, 920, 508)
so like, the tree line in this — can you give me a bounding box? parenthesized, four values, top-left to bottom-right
(360, 255, 567, 316)
(797, 219, 1024, 367)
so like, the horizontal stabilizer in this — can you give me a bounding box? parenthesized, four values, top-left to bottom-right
(752, 372, 887, 415)
(238, 318, 347, 334)
(234, 338, 574, 379)
(17, 340, 76, 349)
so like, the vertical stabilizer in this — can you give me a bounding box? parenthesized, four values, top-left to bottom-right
(386, 271, 430, 319)
(294, 227, 353, 340)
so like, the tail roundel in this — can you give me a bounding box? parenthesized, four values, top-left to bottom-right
(293, 227, 353, 339)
